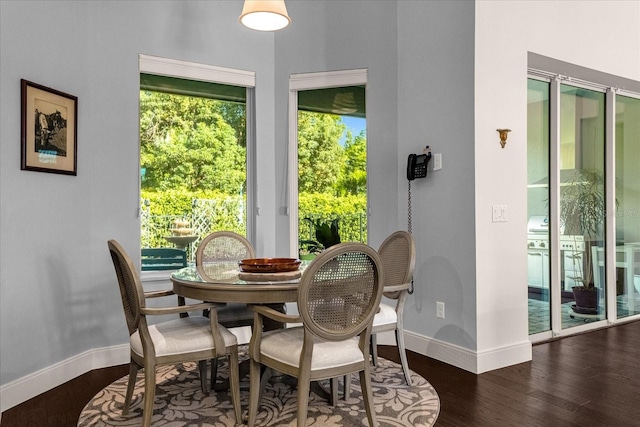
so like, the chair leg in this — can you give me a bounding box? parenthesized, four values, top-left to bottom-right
(227, 349, 242, 424)
(329, 377, 339, 406)
(370, 333, 378, 366)
(343, 373, 351, 399)
(247, 358, 262, 427)
(123, 361, 139, 415)
(395, 327, 412, 386)
(296, 375, 311, 427)
(337, 373, 352, 402)
(258, 366, 273, 405)
(359, 367, 379, 427)
(142, 361, 157, 427)
(198, 360, 208, 393)
(210, 358, 219, 390)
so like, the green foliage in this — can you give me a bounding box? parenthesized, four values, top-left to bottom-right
(140, 190, 367, 256)
(298, 193, 367, 255)
(560, 169, 607, 238)
(141, 190, 246, 250)
(139, 89, 368, 254)
(142, 189, 197, 216)
(559, 169, 619, 288)
(338, 131, 367, 195)
(300, 218, 341, 254)
(297, 111, 345, 193)
(140, 91, 246, 193)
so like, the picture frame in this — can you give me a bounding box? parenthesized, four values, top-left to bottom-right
(21, 79, 77, 175)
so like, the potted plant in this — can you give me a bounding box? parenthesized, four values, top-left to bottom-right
(299, 217, 341, 260)
(559, 169, 614, 312)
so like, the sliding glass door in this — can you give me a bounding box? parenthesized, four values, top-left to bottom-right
(614, 95, 640, 319)
(527, 77, 625, 338)
(527, 79, 551, 335)
(527, 53, 640, 340)
(558, 84, 606, 330)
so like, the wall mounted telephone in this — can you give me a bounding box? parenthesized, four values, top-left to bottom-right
(406, 148, 432, 296)
(407, 150, 432, 180)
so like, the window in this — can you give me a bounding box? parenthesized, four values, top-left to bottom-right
(288, 70, 368, 258)
(139, 55, 255, 267)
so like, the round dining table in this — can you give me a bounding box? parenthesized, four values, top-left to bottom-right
(170, 261, 342, 406)
(170, 263, 302, 305)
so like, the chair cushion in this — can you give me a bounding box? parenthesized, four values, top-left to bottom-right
(372, 303, 397, 327)
(130, 316, 237, 358)
(259, 327, 364, 371)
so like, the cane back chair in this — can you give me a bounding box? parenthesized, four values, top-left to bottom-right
(246, 242, 384, 427)
(371, 230, 416, 385)
(107, 239, 241, 427)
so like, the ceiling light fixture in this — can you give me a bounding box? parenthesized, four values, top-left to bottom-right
(239, 0, 291, 31)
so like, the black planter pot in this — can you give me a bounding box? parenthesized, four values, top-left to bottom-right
(572, 286, 599, 314)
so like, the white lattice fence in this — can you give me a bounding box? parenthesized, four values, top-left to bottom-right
(141, 197, 246, 263)
(191, 198, 246, 247)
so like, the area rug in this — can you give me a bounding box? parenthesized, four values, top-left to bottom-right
(78, 353, 439, 426)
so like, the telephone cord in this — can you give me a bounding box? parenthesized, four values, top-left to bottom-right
(407, 180, 414, 295)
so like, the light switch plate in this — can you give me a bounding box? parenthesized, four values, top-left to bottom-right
(433, 153, 442, 171)
(436, 301, 445, 319)
(492, 204, 508, 222)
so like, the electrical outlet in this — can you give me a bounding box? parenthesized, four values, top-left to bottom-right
(436, 301, 445, 319)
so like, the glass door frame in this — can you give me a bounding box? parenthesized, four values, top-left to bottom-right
(528, 71, 634, 342)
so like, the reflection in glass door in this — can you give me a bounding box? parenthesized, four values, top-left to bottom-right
(529, 71, 640, 339)
(528, 79, 608, 336)
(558, 84, 606, 330)
(527, 79, 551, 335)
(615, 95, 640, 318)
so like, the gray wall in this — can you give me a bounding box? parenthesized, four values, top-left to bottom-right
(272, 0, 400, 253)
(1, 0, 476, 390)
(0, 0, 276, 385)
(397, 0, 477, 348)
(271, 0, 477, 349)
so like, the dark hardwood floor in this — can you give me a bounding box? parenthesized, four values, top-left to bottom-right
(3, 320, 640, 426)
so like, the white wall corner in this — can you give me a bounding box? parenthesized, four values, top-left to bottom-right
(403, 330, 531, 374)
(404, 330, 478, 373)
(476, 340, 532, 374)
(0, 344, 129, 413)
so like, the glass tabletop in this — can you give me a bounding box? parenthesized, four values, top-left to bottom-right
(171, 261, 309, 285)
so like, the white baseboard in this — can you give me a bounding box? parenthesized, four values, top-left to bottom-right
(0, 344, 129, 413)
(380, 330, 532, 374)
(1, 329, 532, 413)
(476, 339, 532, 373)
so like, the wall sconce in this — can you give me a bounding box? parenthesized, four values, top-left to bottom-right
(496, 129, 511, 148)
(239, 0, 291, 31)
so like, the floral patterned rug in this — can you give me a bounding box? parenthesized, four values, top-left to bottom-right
(78, 353, 439, 426)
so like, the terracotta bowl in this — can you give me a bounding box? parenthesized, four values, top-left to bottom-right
(239, 258, 301, 273)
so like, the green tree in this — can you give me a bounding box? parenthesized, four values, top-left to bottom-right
(140, 91, 245, 193)
(338, 130, 367, 195)
(297, 111, 345, 194)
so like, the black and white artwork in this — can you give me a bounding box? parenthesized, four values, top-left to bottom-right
(21, 79, 77, 175)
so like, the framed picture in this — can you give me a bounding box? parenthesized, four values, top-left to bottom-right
(21, 79, 77, 175)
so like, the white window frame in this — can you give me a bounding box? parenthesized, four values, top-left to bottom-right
(287, 69, 368, 257)
(138, 54, 257, 276)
